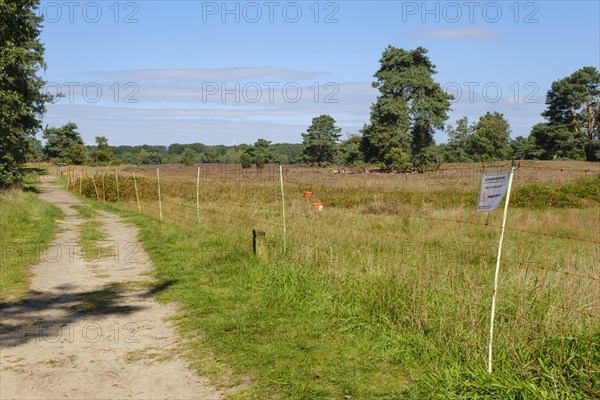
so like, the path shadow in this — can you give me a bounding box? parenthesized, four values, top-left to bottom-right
(0, 279, 176, 348)
(143, 279, 177, 297)
(21, 185, 40, 193)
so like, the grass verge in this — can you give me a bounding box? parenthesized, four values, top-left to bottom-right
(114, 211, 416, 399)
(0, 188, 63, 302)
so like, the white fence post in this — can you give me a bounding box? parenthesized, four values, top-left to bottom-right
(157, 167, 163, 222)
(196, 166, 201, 225)
(487, 162, 516, 373)
(279, 163, 286, 256)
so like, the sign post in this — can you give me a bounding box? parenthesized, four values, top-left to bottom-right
(480, 161, 516, 373)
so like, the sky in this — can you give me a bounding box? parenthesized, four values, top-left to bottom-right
(38, 0, 600, 147)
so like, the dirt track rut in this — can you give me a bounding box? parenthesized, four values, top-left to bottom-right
(1, 180, 221, 399)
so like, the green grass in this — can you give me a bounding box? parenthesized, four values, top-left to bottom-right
(72, 164, 599, 399)
(0, 188, 63, 302)
(122, 215, 416, 398)
(71, 204, 106, 251)
(71, 204, 97, 219)
(110, 210, 597, 399)
(404, 334, 600, 399)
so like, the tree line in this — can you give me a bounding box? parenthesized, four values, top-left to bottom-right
(300, 48, 599, 169)
(21, 46, 600, 173)
(27, 123, 305, 167)
(1, 1, 599, 187)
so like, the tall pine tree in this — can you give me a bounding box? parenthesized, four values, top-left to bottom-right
(361, 46, 453, 168)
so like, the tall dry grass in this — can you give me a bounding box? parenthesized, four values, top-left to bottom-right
(67, 161, 599, 397)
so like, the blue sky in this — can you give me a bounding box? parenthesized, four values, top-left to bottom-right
(38, 0, 600, 146)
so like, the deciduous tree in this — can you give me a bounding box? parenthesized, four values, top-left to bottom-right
(444, 117, 474, 163)
(0, 0, 53, 186)
(240, 152, 252, 169)
(90, 136, 116, 165)
(468, 112, 511, 162)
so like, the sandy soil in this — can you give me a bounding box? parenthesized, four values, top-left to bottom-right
(1, 179, 222, 399)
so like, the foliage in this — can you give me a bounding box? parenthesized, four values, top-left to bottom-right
(63, 141, 88, 165)
(272, 143, 303, 163)
(0, 0, 53, 186)
(302, 114, 342, 165)
(24, 136, 44, 161)
(360, 100, 412, 162)
(137, 149, 163, 165)
(255, 152, 265, 169)
(336, 134, 364, 166)
(443, 114, 513, 163)
(89, 136, 116, 165)
(541, 66, 600, 161)
(361, 46, 453, 167)
(251, 138, 273, 164)
(43, 122, 87, 164)
(384, 147, 412, 170)
(511, 174, 600, 208)
(221, 148, 241, 164)
(271, 152, 289, 164)
(108, 142, 302, 166)
(179, 148, 198, 166)
(509, 135, 543, 160)
(529, 123, 583, 160)
(511, 184, 582, 208)
(468, 112, 512, 162)
(240, 152, 253, 169)
(444, 117, 474, 163)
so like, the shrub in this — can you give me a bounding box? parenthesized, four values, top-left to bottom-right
(384, 147, 412, 171)
(240, 153, 253, 169)
(511, 184, 582, 208)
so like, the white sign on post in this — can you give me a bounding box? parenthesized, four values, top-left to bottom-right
(477, 172, 511, 213)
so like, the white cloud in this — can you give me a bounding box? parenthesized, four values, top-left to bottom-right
(90, 67, 329, 82)
(42, 81, 379, 145)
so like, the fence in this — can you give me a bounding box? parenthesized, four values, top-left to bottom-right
(61, 161, 599, 396)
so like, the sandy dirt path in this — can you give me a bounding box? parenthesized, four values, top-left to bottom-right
(1, 180, 222, 399)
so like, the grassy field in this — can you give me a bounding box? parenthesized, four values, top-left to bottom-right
(0, 185, 64, 302)
(68, 160, 599, 398)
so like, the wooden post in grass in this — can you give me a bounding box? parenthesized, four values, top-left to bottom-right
(253, 229, 266, 258)
(157, 167, 163, 222)
(79, 170, 83, 195)
(133, 171, 141, 213)
(101, 169, 106, 203)
(91, 174, 100, 202)
(115, 166, 120, 205)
